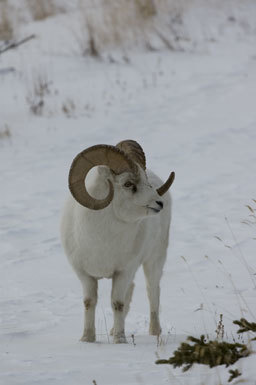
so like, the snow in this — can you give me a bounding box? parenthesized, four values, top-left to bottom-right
(0, 1, 256, 384)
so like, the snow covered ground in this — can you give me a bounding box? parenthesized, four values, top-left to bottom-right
(0, 1, 256, 384)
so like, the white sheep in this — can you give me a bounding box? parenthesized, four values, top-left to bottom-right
(60, 140, 175, 343)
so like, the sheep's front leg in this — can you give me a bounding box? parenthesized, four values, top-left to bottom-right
(143, 255, 166, 336)
(110, 282, 134, 337)
(111, 271, 134, 343)
(79, 273, 98, 342)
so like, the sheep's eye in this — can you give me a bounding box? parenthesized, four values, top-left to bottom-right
(124, 181, 137, 193)
(124, 181, 133, 188)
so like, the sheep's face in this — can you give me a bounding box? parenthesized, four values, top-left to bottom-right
(110, 167, 164, 223)
(69, 141, 174, 212)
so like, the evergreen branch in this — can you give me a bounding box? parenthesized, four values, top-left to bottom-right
(155, 335, 250, 371)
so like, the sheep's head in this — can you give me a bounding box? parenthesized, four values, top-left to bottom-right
(68, 140, 175, 220)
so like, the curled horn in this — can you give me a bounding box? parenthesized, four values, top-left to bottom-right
(116, 140, 175, 196)
(157, 171, 175, 196)
(68, 144, 138, 210)
(116, 140, 146, 170)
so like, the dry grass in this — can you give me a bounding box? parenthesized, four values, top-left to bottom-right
(0, 0, 13, 40)
(26, 72, 52, 116)
(225, 216, 256, 290)
(73, 14, 100, 57)
(62, 98, 76, 118)
(26, 0, 62, 21)
(75, 0, 179, 55)
(216, 313, 225, 341)
(242, 200, 256, 228)
(0, 124, 11, 139)
(135, 0, 157, 19)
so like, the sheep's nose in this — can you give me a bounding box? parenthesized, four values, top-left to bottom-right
(156, 201, 164, 209)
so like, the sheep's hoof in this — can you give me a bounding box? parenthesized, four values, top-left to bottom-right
(113, 332, 127, 344)
(80, 330, 96, 343)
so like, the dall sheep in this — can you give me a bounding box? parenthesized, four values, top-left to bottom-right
(60, 140, 175, 343)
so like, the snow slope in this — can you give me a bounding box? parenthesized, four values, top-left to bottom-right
(0, 1, 256, 384)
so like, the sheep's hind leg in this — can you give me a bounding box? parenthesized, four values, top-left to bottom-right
(78, 272, 98, 342)
(143, 256, 166, 336)
(110, 282, 134, 337)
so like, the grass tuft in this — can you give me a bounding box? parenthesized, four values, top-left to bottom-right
(0, 0, 13, 41)
(26, 0, 61, 21)
(74, 0, 183, 56)
(216, 313, 225, 340)
(26, 73, 52, 116)
(0, 124, 11, 139)
(134, 0, 157, 19)
(62, 98, 76, 118)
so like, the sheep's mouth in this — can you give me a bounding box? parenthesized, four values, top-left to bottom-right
(147, 206, 161, 214)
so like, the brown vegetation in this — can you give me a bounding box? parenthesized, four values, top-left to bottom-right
(0, 0, 13, 40)
(26, 0, 62, 21)
(75, 0, 178, 55)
